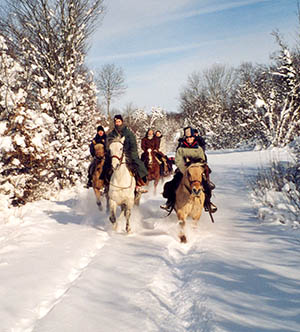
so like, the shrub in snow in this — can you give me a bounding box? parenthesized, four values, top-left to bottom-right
(249, 145, 300, 229)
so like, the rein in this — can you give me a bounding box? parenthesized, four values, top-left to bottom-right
(184, 180, 204, 195)
(110, 140, 125, 170)
(184, 164, 205, 195)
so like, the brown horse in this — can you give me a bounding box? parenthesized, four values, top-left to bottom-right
(144, 149, 161, 194)
(92, 143, 108, 211)
(174, 163, 206, 243)
(157, 153, 173, 178)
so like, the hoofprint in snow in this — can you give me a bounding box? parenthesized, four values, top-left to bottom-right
(0, 149, 300, 332)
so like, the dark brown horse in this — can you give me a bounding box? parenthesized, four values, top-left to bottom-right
(92, 143, 108, 211)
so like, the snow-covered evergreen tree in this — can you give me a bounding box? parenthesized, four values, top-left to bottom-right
(0, 0, 104, 205)
(0, 34, 57, 205)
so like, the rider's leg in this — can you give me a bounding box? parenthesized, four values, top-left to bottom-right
(203, 180, 217, 213)
(160, 171, 183, 210)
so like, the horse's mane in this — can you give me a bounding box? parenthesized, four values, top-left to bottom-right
(108, 135, 123, 146)
(185, 158, 206, 169)
(108, 136, 135, 172)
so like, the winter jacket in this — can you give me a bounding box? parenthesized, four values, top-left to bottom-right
(141, 136, 159, 154)
(175, 140, 206, 174)
(107, 125, 148, 179)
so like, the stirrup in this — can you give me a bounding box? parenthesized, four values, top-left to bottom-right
(160, 203, 171, 211)
(210, 203, 217, 213)
(205, 202, 217, 213)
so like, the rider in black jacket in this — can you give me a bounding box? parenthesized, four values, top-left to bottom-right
(86, 126, 107, 188)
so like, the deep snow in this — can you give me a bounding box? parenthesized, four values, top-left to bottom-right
(1, 149, 300, 332)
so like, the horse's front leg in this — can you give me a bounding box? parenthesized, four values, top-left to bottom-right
(178, 219, 187, 243)
(177, 210, 187, 243)
(153, 178, 159, 195)
(109, 199, 117, 230)
(124, 205, 132, 233)
(93, 188, 102, 211)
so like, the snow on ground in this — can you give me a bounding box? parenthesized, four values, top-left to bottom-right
(1, 149, 300, 332)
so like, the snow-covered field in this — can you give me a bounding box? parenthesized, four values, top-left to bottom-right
(1, 149, 300, 332)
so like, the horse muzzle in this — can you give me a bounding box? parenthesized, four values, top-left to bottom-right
(192, 187, 202, 196)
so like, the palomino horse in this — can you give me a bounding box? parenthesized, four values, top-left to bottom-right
(108, 136, 136, 233)
(144, 149, 160, 194)
(174, 163, 206, 243)
(92, 143, 108, 211)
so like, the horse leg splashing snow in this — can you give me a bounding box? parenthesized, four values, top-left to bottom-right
(108, 137, 136, 233)
(145, 149, 160, 195)
(174, 163, 206, 243)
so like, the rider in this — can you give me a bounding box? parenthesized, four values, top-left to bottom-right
(193, 128, 206, 151)
(154, 130, 166, 153)
(154, 130, 171, 175)
(107, 114, 148, 193)
(86, 125, 107, 188)
(141, 128, 159, 164)
(160, 126, 217, 213)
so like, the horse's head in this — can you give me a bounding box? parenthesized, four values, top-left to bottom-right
(146, 148, 153, 165)
(94, 143, 105, 159)
(185, 163, 205, 196)
(109, 136, 125, 169)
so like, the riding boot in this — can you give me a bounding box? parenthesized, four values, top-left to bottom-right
(204, 197, 217, 213)
(86, 175, 93, 188)
(208, 180, 216, 190)
(160, 199, 173, 211)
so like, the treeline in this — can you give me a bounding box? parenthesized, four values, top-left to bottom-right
(178, 31, 300, 149)
(113, 32, 300, 151)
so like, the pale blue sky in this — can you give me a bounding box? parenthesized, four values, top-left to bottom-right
(87, 0, 298, 112)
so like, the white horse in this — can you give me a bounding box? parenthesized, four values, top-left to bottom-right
(108, 136, 136, 233)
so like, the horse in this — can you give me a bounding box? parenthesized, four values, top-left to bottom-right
(144, 149, 161, 194)
(108, 136, 136, 233)
(92, 143, 108, 211)
(156, 153, 173, 178)
(174, 163, 206, 243)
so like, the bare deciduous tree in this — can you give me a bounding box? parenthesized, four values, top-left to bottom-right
(96, 63, 127, 118)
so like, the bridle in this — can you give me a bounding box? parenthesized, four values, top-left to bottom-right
(109, 139, 133, 189)
(110, 141, 126, 171)
(184, 164, 205, 194)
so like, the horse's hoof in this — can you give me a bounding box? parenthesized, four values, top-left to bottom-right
(97, 202, 103, 211)
(180, 235, 187, 243)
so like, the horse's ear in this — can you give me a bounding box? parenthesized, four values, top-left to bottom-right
(121, 136, 125, 143)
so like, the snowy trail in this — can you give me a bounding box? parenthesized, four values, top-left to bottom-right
(1, 150, 300, 332)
